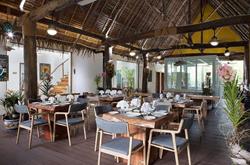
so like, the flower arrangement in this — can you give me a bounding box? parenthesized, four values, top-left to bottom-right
(217, 64, 250, 164)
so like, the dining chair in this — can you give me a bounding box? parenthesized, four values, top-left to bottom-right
(53, 103, 87, 146)
(96, 117, 146, 165)
(15, 104, 52, 149)
(147, 114, 194, 165)
(94, 104, 113, 151)
(183, 100, 205, 132)
(155, 103, 172, 112)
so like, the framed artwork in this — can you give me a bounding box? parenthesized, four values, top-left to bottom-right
(40, 63, 51, 80)
(0, 55, 9, 81)
(148, 70, 152, 82)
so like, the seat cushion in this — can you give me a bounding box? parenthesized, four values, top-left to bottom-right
(20, 118, 47, 128)
(151, 134, 187, 150)
(101, 137, 143, 155)
(56, 117, 84, 125)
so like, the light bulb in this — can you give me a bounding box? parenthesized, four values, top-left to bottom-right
(210, 36, 219, 46)
(47, 25, 57, 36)
(156, 55, 161, 59)
(7, 32, 14, 38)
(129, 51, 136, 56)
(224, 49, 230, 57)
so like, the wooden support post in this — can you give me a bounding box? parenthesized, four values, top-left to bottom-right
(142, 53, 148, 93)
(103, 44, 112, 89)
(23, 16, 38, 101)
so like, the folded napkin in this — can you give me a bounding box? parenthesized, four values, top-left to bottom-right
(67, 94, 74, 102)
(141, 102, 153, 113)
(117, 90, 123, 95)
(40, 95, 48, 102)
(48, 97, 55, 103)
(116, 100, 129, 110)
(110, 90, 117, 96)
(130, 98, 141, 107)
(105, 89, 111, 94)
(160, 93, 164, 99)
(99, 90, 104, 95)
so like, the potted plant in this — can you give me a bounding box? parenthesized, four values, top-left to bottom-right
(0, 90, 24, 129)
(218, 64, 250, 164)
(40, 73, 53, 97)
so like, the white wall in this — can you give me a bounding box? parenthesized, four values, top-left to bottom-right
(72, 53, 103, 93)
(6, 46, 70, 91)
(0, 42, 7, 98)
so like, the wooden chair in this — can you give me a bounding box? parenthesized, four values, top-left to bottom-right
(183, 100, 205, 132)
(15, 104, 52, 149)
(53, 103, 87, 146)
(94, 104, 113, 151)
(147, 114, 194, 165)
(96, 117, 146, 165)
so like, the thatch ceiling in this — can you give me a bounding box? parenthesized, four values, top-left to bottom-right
(0, 0, 249, 58)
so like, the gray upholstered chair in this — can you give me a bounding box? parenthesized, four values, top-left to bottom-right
(147, 114, 194, 165)
(96, 117, 145, 165)
(94, 104, 113, 151)
(15, 104, 52, 149)
(53, 103, 87, 146)
(183, 100, 205, 132)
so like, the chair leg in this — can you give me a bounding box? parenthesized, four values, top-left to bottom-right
(94, 128, 99, 151)
(28, 128, 33, 149)
(159, 148, 163, 159)
(83, 123, 87, 140)
(36, 126, 40, 138)
(66, 125, 71, 146)
(16, 126, 21, 144)
(187, 144, 192, 165)
(143, 145, 146, 165)
(48, 121, 52, 142)
(127, 156, 131, 165)
(174, 149, 180, 165)
(146, 144, 151, 165)
(53, 122, 56, 142)
(97, 150, 102, 165)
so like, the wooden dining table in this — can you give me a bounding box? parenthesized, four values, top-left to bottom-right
(102, 111, 175, 165)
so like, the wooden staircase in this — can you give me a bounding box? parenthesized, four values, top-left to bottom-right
(52, 75, 69, 94)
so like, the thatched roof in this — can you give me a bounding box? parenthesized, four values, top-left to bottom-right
(0, 0, 249, 59)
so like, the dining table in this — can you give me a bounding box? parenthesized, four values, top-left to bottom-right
(102, 110, 176, 165)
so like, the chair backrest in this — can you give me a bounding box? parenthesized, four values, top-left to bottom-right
(94, 104, 113, 116)
(155, 104, 171, 112)
(69, 103, 87, 113)
(152, 93, 160, 98)
(14, 104, 29, 114)
(95, 117, 128, 134)
(182, 112, 194, 130)
(77, 97, 88, 104)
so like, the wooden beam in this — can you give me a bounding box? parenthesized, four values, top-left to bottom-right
(245, 25, 250, 84)
(164, 52, 244, 59)
(141, 53, 148, 92)
(144, 41, 247, 52)
(110, 14, 250, 44)
(22, 16, 38, 101)
(103, 45, 112, 89)
(28, 0, 81, 21)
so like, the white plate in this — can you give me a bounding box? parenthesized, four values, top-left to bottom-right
(126, 112, 141, 117)
(144, 116, 156, 120)
(151, 112, 167, 117)
(108, 111, 119, 115)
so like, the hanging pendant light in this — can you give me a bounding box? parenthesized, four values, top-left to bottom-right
(224, 48, 230, 57)
(210, 28, 219, 46)
(129, 50, 136, 56)
(47, 24, 57, 36)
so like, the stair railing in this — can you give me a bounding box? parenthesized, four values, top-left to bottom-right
(39, 58, 70, 86)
